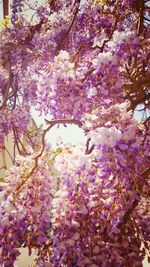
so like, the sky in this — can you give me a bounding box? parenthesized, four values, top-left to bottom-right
(0, 1, 3, 18)
(31, 107, 87, 147)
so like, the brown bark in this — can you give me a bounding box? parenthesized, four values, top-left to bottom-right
(3, 0, 9, 17)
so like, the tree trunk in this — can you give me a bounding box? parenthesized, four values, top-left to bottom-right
(3, 0, 9, 17)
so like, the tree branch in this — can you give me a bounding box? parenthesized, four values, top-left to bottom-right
(85, 138, 95, 154)
(45, 118, 83, 128)
(13, 118, 83, 199)
(55, 0, 81, 54)
(118, 167, 150, 232)
(137, 0, 145, 35)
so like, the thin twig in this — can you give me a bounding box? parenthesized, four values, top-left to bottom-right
(85, 138, 95, 154)
(3, 145, 15, 164)
(118, 167, 150, 232)
(55, 0, 81, 53)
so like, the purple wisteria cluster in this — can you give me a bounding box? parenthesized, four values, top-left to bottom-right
(0, 0, 149, 266)
(0, 150, 55, 266)
(48, 105, 147, 266)
(0, 105, 30, 149)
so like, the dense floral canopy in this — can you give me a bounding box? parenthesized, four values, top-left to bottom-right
(0, 0, 149, 266)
